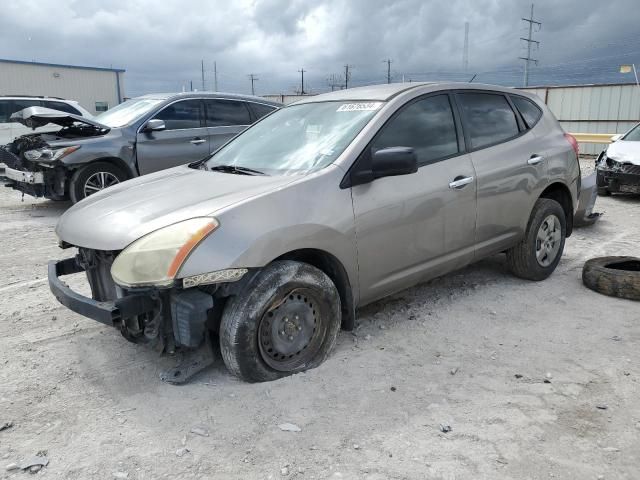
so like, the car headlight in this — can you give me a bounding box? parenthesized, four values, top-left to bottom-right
(111, 217, 218, 287)
(24, 146, 80, 162)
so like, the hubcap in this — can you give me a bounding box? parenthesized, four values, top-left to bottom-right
(83, 171, 120, 197)
(535, 214, 562, 267)
(257, 288, 326, 372)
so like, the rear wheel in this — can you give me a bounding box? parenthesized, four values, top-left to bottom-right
(69, 162, 127, 203)
(219, 260, 341, 383)
(506, 198, 566, 281)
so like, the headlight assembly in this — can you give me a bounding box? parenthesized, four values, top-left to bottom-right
(24, 146, 80, 162)
(111, 217, 218, 287)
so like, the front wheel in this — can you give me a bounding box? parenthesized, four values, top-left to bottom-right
(506, 198, 566, 281)
(219, 261, 342, 383)
(69, 162, 127, 203)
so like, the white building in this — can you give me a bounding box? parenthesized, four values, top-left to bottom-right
(0, 58, 125, 114)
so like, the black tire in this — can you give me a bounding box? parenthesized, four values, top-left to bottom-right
(69, 162, 127, 204)
(506, 198, 566, 281)
(219, 260, 341, 383)
(582, 256, 640, 301)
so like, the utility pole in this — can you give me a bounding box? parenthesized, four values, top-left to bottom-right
(298, 68, 306, 95)
(463, 22, 469, 72)
(213, 61, 218, 91)
(519, 4, 541, 87)
(190, 80, 193, 92)
(383, 59, 392, 83)
(344, 64, 351, 89)
(201, 60, 205, 90)
(248, 74, 258, 95)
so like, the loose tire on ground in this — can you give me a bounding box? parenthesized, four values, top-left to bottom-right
(69, 162, 127, 204)
(506, 198, 566, 281)
(219, 260, 342, 383)
(582, 256, 640, 301)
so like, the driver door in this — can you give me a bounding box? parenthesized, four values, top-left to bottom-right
(136, 99, 209, 174)
(350, 94, 477, 304)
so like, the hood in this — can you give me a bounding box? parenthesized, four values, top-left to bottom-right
(10, 106, 109, 131)
(56, 165, 298, 250)
(606, 139, 640, 165)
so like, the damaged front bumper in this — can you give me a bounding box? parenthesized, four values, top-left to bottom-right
(596, 153, 640, 194)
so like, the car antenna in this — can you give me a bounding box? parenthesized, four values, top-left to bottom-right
(468, 74, 477, 83)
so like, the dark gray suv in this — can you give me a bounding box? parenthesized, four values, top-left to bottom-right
(0, 92, 279, 203)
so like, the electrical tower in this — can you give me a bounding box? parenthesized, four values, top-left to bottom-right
(344, 65, 352, 89)
(298, 69, 306, 94)
(248, 74, 258, 95)
(519, 3, 541, 87)
(383, 59, 392, 83)
(327, 73, 342, 91)
(463, 22, 469, 72)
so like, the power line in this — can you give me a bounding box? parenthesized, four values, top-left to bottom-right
(519, 3, 541, 87)
(248, 73, 258, 95)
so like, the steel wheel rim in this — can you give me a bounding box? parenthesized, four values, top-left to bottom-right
(83, 171, 120, 197)
(258, 288, 326, 372)
(536, 214, 562, 267)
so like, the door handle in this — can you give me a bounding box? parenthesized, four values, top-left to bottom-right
(448, 176, 474, 189)
(190, 138, 206, 145)
(528, 155, 544, 165)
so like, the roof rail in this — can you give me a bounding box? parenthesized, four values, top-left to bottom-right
(0, 94, 66, 100)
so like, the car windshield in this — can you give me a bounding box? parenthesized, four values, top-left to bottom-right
(205, 101, 383, 174)
(623, 123, 640, 141)
(94, 98, 165, 128)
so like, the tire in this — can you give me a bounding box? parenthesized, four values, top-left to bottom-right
(506, 198, 566, 281)
(582, 256, 640, 301)
(219, 260, 341, 383)
(69, 162, 127, 204)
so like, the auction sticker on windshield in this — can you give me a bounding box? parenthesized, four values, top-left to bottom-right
(336, 102, 382, 112)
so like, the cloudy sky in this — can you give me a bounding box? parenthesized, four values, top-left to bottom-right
(1, 0, 639, 98)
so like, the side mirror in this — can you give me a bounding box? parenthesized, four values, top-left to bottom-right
(611, 134, 623, 142)
(144, 119, 166, 132)
(371, 147, 418, 178)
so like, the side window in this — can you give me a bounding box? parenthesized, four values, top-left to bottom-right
(511, 95, 542, 129)
(153, 100, 202, 130)
(248, 102, 276, 121)
(8, 99, 41, 121)
(44, 101, 82, 115)
(372, 94, 459, 165)
(95, 101, 109, 112)
(0, 100, 10, 123)
(205, 100, 251, 127)
(456, 93, 519, 149)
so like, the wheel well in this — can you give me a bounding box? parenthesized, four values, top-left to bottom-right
(540, 182, 573, 237)
(70, 157, 134, 179)
(275, 249, 356, 331)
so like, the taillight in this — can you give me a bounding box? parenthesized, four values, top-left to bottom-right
(564, 133, 579, 156)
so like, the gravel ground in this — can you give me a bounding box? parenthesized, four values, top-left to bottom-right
(0, 159, 639, 480)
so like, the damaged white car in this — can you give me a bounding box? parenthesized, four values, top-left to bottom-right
(596, 122, 640, 195)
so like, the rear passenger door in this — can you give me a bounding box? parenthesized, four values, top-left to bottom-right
(136, 99, 208, 174)
(204, 99, 252, 152)
(455, 91, 547, 257)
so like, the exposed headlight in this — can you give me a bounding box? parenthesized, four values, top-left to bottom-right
(111, 217, 218, 287)
(24, 146, 80, 162)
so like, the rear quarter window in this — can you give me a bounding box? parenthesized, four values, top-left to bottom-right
(248, 102, 277, 121)
(43, 101, 82, 115)
(0, 100, 10, 123)
(511, 95, 543, 129)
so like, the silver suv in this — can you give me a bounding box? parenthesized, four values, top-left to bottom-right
(49, 82, 580, 383)
(1, 92, 279, 202)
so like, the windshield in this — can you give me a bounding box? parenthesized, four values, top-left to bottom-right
(95, 98, 165, 128)
(205, 101, 383, 174)
(623, 123, 640, 142)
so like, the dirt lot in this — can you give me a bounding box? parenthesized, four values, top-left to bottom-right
(0, 159, 639, 480)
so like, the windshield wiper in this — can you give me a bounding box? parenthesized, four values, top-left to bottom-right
(208, 164, 266, 175)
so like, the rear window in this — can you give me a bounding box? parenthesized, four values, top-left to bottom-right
(43, 100, 82, 116)
(248, 102, 277, 121)
(457, 93, 519, 149)
(511, 95, 542, 129)
(0, 100, 10, 123)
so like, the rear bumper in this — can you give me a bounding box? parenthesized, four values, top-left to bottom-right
(48, 257, 156, 326)
(574, 172, 600, 226)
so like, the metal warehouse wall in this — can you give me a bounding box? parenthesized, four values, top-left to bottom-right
(520, 84, 640, 154)
(0, 60, 125, 115)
